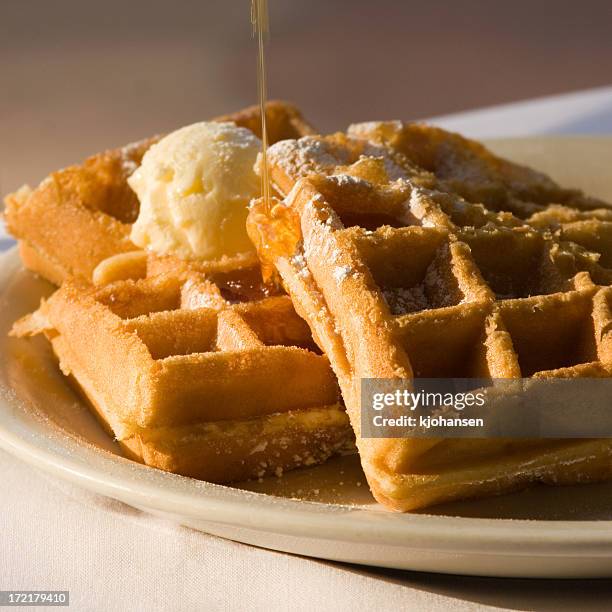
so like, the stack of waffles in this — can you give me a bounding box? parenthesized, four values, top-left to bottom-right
(4, 101, 317, 285)
(6, 102, 354, 483)
(6, 103, 612, 509)
(247, 126, 612, 510)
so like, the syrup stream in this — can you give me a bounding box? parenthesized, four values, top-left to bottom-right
(248, 1, 302, 287)
(251, 0, 271, 212)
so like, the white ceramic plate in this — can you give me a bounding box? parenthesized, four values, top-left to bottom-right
(1, 137, 612, 578)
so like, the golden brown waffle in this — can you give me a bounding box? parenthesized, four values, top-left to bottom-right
(248, 132, 612, 510)
(349, 121, 612, 283)
(3, 101, 316, 286)
(348, 121, 612, 218)
(5, 102, 355, 483)
(12, 261, 354, 483)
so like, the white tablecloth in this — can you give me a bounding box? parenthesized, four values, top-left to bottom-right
(2, 87, 612, 612)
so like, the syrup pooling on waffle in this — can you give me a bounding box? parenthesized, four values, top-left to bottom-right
(248, 132, 612, 511)
(145, 254, 283, 304)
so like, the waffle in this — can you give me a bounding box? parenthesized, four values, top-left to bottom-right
(5, 102, 356, 483)
(347, 121, 611, 218)
(349, 121, 612, 284)
(3, 100, 316, 286)
(12, 258, 354, 482)
(247, 131, 612, 510)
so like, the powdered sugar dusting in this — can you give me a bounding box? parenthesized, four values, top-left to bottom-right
(265, 137, 341, 178)
(333, 265, 353, 283)
(383, 286, 429, 315)
(328, 173, 369, 188)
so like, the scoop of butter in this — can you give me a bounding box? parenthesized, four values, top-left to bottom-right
(128, 121, 261, 261)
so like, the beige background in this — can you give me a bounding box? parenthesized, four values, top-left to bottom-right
(1, 0, 612, 193)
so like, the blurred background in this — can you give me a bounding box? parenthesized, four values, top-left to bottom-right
(1, 0, 611, 192)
